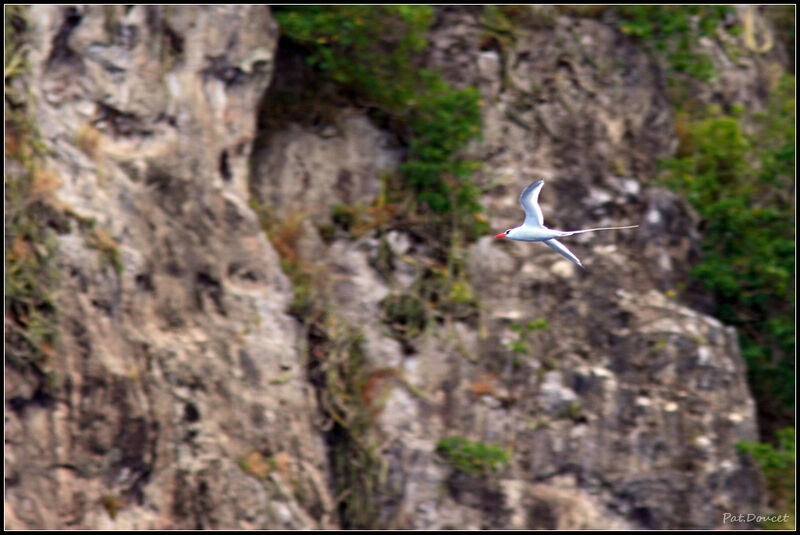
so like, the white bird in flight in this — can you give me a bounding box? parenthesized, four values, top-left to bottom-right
(494, 179, 638, 268)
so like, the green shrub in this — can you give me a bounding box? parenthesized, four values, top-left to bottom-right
(401, 75, 483, 219)
(436, 435, 511, 476)
(616, 5, 734, 83)
(273, 6, 487, 241)
(661, 76, 795, 427)
(737, 427, 795, 527)
(274, 6, 432, 111)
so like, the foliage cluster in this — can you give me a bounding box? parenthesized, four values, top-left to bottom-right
(379, 260, 479, 344)
(506, 319, 549, 355)
(274, 6, 431, 110)
(615, 5, 735, 83)
(415, 259, 478, 319)
(737, 427, 795, 528)
(662, 76, 795, 427)
(661, 68, 795, 523)
(273, 5, 487, 241)
(380, 266, 478, 349)
(436, 435, 511, 476)
(5, 161, 61, 371)
(5, 5, 61, 376)
(614, 5, 795, 517)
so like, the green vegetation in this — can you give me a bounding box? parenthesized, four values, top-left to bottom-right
(416, 261, 479, 320)
(249, 200, 323, 319)
(400, 78, 482, 220)
(5, 169, 61, 369)
(506, 319, 549, 355)
(330, 203, 361, 234)
(560, 5, 737, 87)
(381, 293, 427, 340)
(250, 197, 394, 528)
(263, 5, 795, 527)
(321, 325, 386, 529)
(616, 6, 735, 83)
(379, 257, 480, 343)
(325, 200, 397, 241)
(558, 400, 584, 422)
(609, 4, 796, 521)
(5, 5, 29, 80)
(661, 76, 795, 429)
(737, 427, 795, 528)
(273, 5, 486, 241)
(274, 6, 432, 110)
(661, 66, 794, 522)
(5, 5, 61, 377)
(436, 435, 511, 476)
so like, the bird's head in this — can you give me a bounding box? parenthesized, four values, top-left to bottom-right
(494, 229, 512, 239)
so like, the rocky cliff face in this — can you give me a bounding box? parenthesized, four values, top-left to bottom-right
(5, 5, 781, 529)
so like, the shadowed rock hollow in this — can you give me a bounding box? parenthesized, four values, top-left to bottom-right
(6, 5, 786, 530)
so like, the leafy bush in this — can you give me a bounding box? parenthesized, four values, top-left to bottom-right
(436, 435, 511, 476)
(616, 5, 735, 83)
(273, 6, 486, 240)
(661, 76, 795, 428)
(401, 75, 483, 219)
(274, 6, 432, 111)
(737, 427, 795, 526)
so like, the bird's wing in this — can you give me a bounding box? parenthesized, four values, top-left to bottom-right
(520, 180, 545, 227)
(544, 239, 583, 268)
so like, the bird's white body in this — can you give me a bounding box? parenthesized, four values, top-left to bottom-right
(504, 226, 566, 241)
(494, 179, 638, 268)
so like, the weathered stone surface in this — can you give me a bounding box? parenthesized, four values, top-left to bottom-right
(251, 114, 403, 226)
(7, 5, 783, 531)
(6, 6, 332, 530)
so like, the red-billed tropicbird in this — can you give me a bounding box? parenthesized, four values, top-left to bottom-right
(493, 179, 638, 268)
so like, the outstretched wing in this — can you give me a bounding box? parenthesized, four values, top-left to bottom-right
(544, 239, 583, 268)
(520, 180, 545, 228)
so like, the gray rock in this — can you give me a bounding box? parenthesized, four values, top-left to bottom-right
(6, 4, 779, 531)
